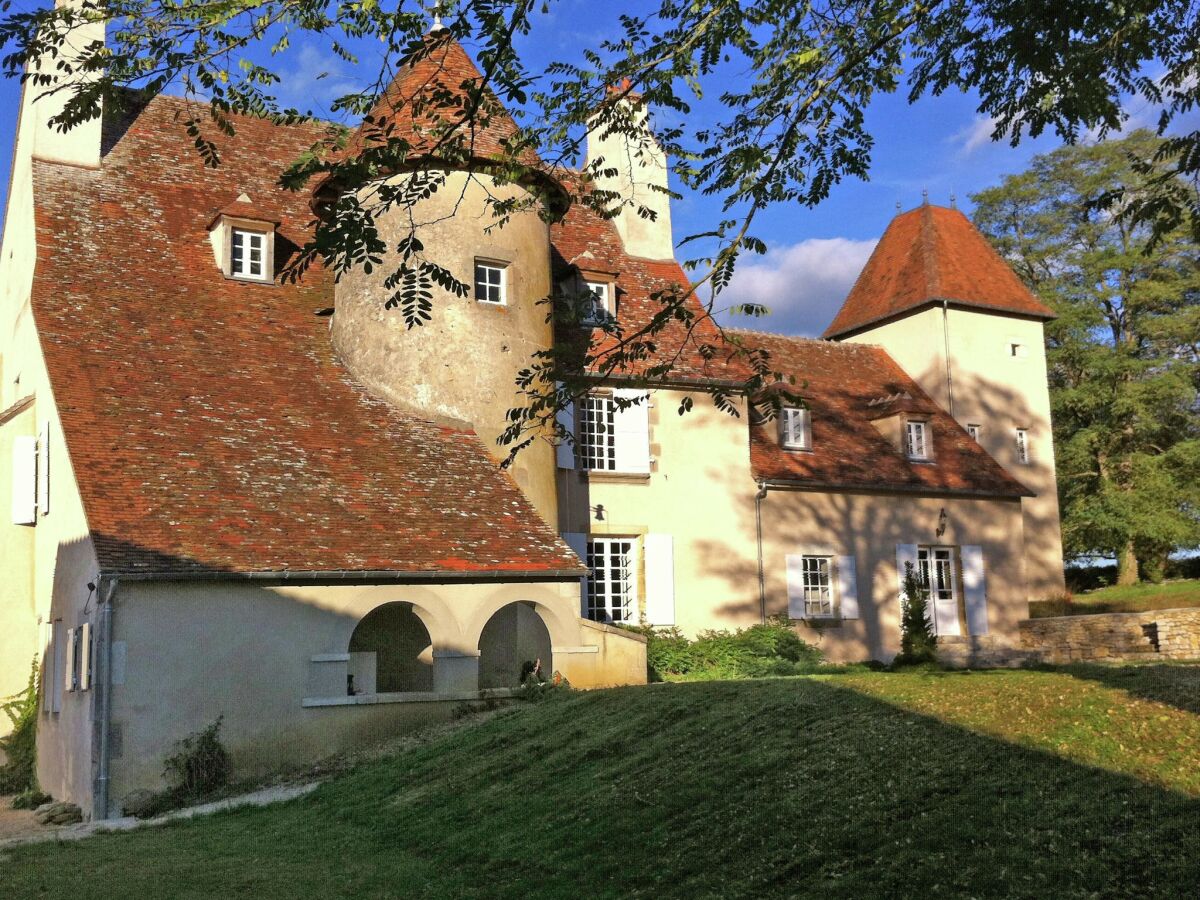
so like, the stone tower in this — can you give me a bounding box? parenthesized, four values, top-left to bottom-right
(824, 203, 1066, 597)
(328, 34, 563, 523)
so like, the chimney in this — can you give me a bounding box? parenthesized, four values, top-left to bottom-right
(26, 0, 105, 168)
(585, 84, 674, 260)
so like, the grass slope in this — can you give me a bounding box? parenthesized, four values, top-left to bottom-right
(6, 669, 1200, 899)
(1032, 578, 1200, 617)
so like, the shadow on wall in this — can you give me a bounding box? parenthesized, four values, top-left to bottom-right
(906, 351, 1066, 598)
(40, 532, 578, 805)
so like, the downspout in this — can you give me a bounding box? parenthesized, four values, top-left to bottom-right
(92, 574, 118, 820)
(755, 480, 768, 624)
(941, 298, 955, 418)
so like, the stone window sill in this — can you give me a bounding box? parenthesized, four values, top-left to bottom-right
(584, 471, 651, 484)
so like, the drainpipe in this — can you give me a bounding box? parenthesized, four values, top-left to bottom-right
(92, 575, 118, 820)
(941, 299, 956, 418)
(755, 480, 768, 624)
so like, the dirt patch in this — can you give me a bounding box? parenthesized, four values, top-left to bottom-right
(0, 797, 42, 842)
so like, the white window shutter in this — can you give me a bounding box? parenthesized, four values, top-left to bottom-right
(11, 435, 37, 525)
(555, 383, 576, 469)
(612, 389, 650, 473)
(79, 622, 92, 691)
(562, 532, 589, 616)
(786, 555, 806, 619)
(37, 420, 50, 516)
(64, 628, 77, 693)
(643, 533, 675, 626)
(961, 545, 989, 635)
(836, 555, 859, 619)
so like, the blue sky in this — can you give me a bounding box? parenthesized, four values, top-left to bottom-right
(0, 1, 1155, 336)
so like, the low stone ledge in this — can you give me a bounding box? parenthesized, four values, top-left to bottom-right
(301, 688, 517, 708)
(1020, 607, 1200, 664)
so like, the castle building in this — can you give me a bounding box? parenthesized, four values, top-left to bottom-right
(0, 26, 1063, 818)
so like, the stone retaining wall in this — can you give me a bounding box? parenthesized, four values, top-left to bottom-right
(1019, 607, 1200, 664)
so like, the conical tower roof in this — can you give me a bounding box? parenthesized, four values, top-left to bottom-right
(824, 204, 1055, 339)
(343, 31, 540, 167)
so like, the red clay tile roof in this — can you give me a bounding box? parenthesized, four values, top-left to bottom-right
(734, 330, 1033, 497)
(31, 93, 582, 577)
(550, 198, 751, 385)
(824, 204, 1055, 339)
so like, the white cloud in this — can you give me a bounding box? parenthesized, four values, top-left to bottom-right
(952, 115, 1000, 156)
(271, 43, 363, 115)
(716, 237, 877, 337)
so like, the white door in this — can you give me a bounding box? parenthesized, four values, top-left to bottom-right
(918, 547, 962, 636)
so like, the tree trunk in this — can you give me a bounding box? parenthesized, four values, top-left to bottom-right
(1117, 541, 1139, 585)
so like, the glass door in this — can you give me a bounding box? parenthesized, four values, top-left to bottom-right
(918, 547, 962, 636)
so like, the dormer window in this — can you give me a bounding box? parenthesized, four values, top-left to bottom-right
(905, 420, 930, 461)
(208, 194, 278, 283)
(231, 228, 268, 280)
(584, 281, 611, 323)
(780, 407, 811, 451)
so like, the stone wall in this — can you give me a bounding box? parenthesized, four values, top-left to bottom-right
(1019, 608, 1200, 664)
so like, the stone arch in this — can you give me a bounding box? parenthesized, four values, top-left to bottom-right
(476, 601, 554, 690)
(347, 601, 435, 694)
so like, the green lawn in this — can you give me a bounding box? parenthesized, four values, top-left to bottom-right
(1031, 577, 1200, 617)
(5, 668, 1200, 898)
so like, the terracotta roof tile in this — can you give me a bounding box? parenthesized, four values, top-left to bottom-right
(31, 93, 582, 577)
(824, 204, 1055, 338)
(734, 330, 1032, 498)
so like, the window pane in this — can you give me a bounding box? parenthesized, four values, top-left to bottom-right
(580, 395, 617, 471)
(475, 263, 505, 304)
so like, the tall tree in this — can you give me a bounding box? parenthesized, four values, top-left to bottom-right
(3, 1, 1200, 451)
(972, 131, 1200, 584)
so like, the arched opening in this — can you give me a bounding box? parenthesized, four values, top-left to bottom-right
(477, 602, 553, 690)
(348, 602, 434, 694)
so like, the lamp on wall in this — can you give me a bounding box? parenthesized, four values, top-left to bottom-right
(591, 504, 606, 522)
(936, 507, 948, 539)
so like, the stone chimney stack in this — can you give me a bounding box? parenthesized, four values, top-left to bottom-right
(26, 0, 105, 168)
(585, 85, 674, 260)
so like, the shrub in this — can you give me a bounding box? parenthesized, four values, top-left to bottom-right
(163, 717, 230, 799)
(894, 562, 937, 666)
(0, 660, 39, 795)
(642, 617, 822, 681)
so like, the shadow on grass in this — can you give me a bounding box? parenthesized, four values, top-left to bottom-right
(5, 679, 1200, 899)
(1052, 661, 1200, 716)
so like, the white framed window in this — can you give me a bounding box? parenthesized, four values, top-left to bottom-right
(905, 420, 930, 461)
(584, 281, 611, 322)
(586, 538, 638, 623)
(579, 394, 617, 471)
(1009, 341, 1028, 359)
(967, 423, 981, 442)
(800, 555, 834, 617)
(1016, 427, 1031, 464)
(780, 407, 811, 451)
(230, 228, 268, 280)
(474, 260, 507, 305)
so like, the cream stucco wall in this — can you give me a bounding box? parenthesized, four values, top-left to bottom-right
(560, 387, 1031, 661)
(558, 389, 761, 634)
(585, 108, 674, 260)
(759, 489, 1028, 662)
(331, 169, 559, 523)
(842, 307, 1065, 596)
(103, 577, 645, 814)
